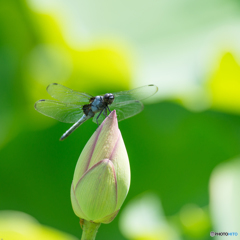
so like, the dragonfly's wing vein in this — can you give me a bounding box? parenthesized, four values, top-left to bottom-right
(113, 84, 158, 104)
(35, 99, 83, 123)
(47, 83, 93, 104)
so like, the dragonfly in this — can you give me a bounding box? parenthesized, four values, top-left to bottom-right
(35, 83, 158, 141)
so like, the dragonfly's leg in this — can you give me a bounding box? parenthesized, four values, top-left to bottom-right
(107, 106, 111, 113)
(96, 109, 104, 126)
(103, 108, 108, 117)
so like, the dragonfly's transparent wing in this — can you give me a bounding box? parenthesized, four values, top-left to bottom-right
(47, 83, 93, 104)
(35, 99, 84, 123)
(111, 101, 144, 121)
(92, 100, 144, 125)
(113, 84, 158, 104)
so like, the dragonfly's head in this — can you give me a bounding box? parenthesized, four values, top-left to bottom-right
(103, 93, 114, 105)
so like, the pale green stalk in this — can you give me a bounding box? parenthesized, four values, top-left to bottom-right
(81, 220, 101, 240)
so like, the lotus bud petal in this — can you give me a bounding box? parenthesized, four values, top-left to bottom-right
(71, 110, 130, 223)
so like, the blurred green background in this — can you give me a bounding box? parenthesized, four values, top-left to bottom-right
(1, 0, 240, 239)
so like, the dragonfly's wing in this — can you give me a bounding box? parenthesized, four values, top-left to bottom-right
(35, 99, 83, 123)
(113, 84, 158, 104)
(47, 83, 93, 104)
(92, 100, 144, 125)
(111, 101, 144, 121)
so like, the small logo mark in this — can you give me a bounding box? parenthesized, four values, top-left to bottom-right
(210, 231, 215, 237)
(210, 231, 238, 237)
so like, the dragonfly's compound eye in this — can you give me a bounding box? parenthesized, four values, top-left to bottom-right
(103, 93, 114, 104)
(108, 94, 114, 104)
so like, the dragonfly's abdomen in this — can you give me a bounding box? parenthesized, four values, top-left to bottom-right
(60, 114, 91, 141)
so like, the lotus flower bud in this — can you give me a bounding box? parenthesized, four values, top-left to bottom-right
(71, 110, 130, 224)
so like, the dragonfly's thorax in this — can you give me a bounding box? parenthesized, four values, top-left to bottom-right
(91, 96, 107, 111)
(83, 96, 108, 116)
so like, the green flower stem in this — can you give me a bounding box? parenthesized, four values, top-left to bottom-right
(81, 220, 101, 240)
